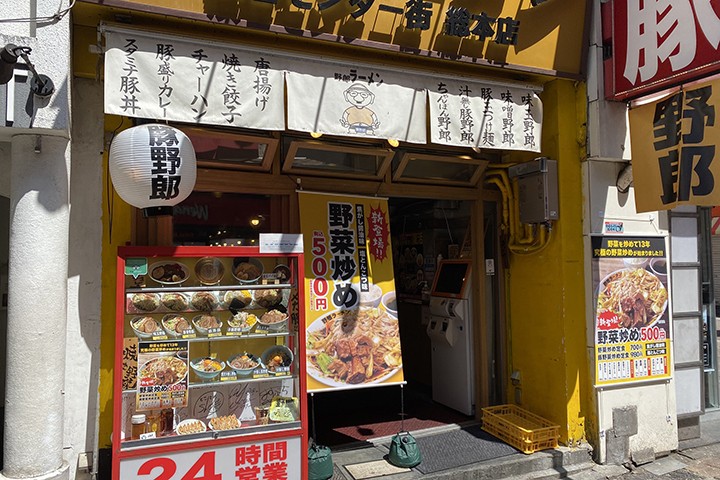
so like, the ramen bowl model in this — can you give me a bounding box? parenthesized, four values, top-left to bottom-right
(257, 309, 288, 331)
(192, 314, 223, 335)
(223, 290, 253, 310)
(161, 315, 193, 338)
(253, 288, 282, 309)
(261, 345, 293, 375)
(190, 357, 225, 381)
(232, 258, 264, 284)
(194, 257, 225, 285)
(227, 311, 257, 333)
(160, 293, 189, 312)
(227, 353, 261, 376)
(190, 291, 219, 312)
(130, 293, 160, 313)
(130, 316, 161, 339)
(273, 264, 292, 284)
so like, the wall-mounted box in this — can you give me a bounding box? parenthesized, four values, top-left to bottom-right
(508, 157, 559, 224)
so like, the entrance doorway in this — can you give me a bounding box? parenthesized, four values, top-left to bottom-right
(168, 192, 505, 446)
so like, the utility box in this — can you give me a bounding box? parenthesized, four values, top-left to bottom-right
(508, 157, 559, 224)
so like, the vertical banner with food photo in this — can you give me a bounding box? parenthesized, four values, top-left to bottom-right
(300, 192, 404, 392)
(592, 236, 671, 386)
(136, 340, 190, 411)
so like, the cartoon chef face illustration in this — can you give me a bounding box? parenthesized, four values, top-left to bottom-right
(340, 83, 380, 135)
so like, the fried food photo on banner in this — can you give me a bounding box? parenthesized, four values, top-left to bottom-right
(307, 307, 402, 385)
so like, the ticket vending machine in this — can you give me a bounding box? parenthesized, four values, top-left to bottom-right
(427, 260, 474, 415)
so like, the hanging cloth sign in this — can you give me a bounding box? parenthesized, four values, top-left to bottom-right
(299, 192, 405, 392)
(428, 82, 543, 152)
(104, 29, 285, 130)
(285, 59, 427, 144)
(630, 77, 720, 213)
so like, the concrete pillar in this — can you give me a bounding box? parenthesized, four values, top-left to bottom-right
(2, 134, 69, 480)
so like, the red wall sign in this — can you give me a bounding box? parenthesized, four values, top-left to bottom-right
(603, 0, 720, 100)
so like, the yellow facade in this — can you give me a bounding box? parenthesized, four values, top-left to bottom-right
(504, 80, 590, 445)
(78, 0, 590, 450)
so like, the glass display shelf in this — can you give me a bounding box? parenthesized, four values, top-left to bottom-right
(123, 331, 290, 343)
(121, 421, 302, 450)
(125, 283, 293, 294)
(123, 374, 299, 394)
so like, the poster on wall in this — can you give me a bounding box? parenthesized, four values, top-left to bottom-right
(299, 192, 404, 392)
(592, 236, 671, 386)
(136, 340, 189, 411)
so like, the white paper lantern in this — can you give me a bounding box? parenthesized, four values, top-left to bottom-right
(109, 124, 196, 215)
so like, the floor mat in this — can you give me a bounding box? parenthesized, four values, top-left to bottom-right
(344, 460, 411, 479)
(313, 384, 473, 446)
(397, 424, 521, 474)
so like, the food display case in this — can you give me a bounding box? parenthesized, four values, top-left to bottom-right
(112, 246, 307, 479)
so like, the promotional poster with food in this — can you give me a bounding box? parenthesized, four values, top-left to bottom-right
(592, 236, 671, 386)
(136, 340, 190, 410)
(300, 192, 404, 392)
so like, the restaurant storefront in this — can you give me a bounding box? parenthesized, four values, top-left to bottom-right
(66, 0, 590, 477)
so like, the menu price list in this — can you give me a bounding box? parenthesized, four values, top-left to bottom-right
(598, 356, 668, 383)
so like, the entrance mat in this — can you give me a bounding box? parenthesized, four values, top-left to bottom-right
(344, 460, 411, 479)
(396, 424, 521, 474)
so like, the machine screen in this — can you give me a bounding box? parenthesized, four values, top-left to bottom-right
(432, 261, 470, 298)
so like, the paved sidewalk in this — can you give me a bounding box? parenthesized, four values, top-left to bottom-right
(330, 409, 720, 479)
(549, 410, 720, 480)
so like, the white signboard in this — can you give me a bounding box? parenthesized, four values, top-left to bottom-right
(260, 234, 304, 254)
(285, 59, 427, 144)
(104, 30, 285, 130)
(119, 436, 302, 479)
(428, 82, 542, 152)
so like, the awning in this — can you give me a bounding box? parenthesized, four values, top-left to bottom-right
(103, 26, 542, 153)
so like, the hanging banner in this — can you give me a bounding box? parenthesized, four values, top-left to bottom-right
(429, 82, 542, 152)
(104, 29, 285, 130)
(300, 192, 404, 392)
(630, 77, 720, 212)
(592, 236, 671, 386)
(286, 59, 427, 144)
(136, 340, 190, 411)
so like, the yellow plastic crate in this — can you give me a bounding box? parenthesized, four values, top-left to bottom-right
(481, 404, 559, 454)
